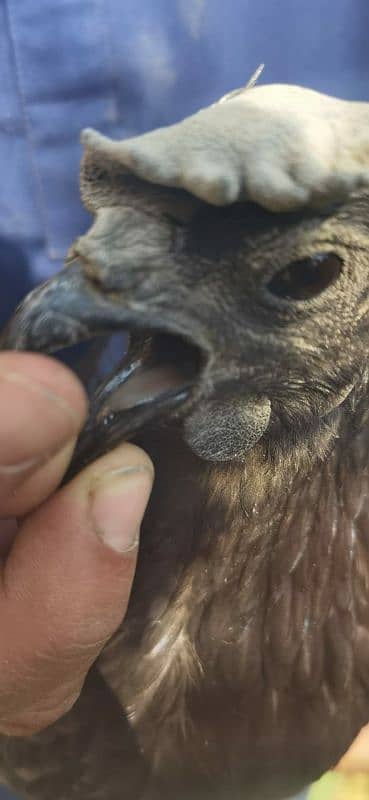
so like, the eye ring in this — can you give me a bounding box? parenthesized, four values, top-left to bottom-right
(267, 252, 343, 301)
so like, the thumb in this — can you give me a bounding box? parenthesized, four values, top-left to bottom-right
(0, 443, 153, 736)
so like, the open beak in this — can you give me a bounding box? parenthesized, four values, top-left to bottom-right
(0, 261, 201, 480)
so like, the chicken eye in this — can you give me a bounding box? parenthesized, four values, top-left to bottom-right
(267, 252, 343, 301)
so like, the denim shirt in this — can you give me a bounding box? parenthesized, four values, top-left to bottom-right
(0, 0, 368, 325)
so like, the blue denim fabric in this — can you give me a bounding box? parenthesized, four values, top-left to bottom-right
(1, 0, 368, 306)
(0, 2, 368, 797)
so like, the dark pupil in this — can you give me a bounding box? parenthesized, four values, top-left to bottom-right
(267, 253, 342, 300)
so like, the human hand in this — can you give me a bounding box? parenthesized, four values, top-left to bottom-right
(0, 351, 153, 736)
(336, 724, 369, 773)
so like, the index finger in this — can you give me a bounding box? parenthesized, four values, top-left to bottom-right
(0, 352, 87, 517)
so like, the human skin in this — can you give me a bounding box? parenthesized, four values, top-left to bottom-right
(0, 351, 153, 737)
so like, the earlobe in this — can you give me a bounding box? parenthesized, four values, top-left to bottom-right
(184, 393, 271, 462)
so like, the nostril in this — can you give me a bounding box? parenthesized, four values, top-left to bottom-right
(77, 256, 103, 287)
(68, 248, 107, 292)
(67, 237, 85, 262)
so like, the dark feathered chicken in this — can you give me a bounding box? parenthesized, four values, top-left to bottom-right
(2, 84, 369, 800)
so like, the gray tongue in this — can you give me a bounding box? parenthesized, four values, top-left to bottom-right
(64, 335, 194, 483)
(96, 364, 190, 419)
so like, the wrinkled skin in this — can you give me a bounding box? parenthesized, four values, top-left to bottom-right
(2, 84, 369, 800)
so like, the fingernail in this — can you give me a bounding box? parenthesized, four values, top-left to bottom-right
(90, 466, 154, 553)
(0, 456, 42, 477)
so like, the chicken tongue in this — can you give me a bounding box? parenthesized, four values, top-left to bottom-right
(65, 333, 193, 481)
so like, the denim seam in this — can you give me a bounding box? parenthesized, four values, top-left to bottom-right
(6, 0, 121, 263)
(5, 0, 54, 258)
(95, 0, 121, 127)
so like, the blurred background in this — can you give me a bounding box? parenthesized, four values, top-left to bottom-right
(0, 1, 368, 798)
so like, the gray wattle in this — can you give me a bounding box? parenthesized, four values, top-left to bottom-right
(184, 393, 271, 462)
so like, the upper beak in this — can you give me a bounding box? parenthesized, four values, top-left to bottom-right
(0, 260, 126, 353)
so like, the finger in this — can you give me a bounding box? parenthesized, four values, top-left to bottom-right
(0, 442, 153, 736)
(0, 352, 87, 517)
(336, 724, 369, 773)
